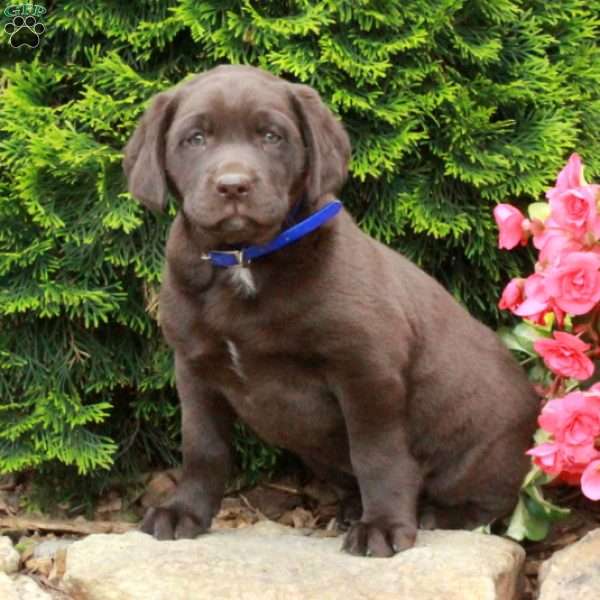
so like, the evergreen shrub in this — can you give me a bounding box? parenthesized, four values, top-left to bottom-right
(1, 0, 599, 485)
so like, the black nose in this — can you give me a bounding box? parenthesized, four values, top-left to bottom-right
(216, 173, 252, 198)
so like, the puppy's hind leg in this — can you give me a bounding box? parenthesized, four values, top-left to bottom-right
(423, 432, 531, 531)
(418, 501, 501, 531)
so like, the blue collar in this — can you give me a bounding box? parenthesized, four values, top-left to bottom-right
(201, 200, 342, 267)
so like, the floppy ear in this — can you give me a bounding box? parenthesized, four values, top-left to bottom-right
(290, 84, 351, 204)
(122, 91, 177, 213)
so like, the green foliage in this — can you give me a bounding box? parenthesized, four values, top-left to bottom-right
(233, 423, 282, 486)
(506, 465, 570, 542)
(1, 1, 599, 486)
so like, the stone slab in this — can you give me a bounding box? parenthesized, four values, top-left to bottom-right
(538, 527, 600, 600)
(0, 536, 19, 574)
(63, 521, 525, 600)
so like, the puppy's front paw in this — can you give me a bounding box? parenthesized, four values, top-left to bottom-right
(141, 503, 209, 540)
(342, 521, 416, 557)
(335, 493, 362, 530)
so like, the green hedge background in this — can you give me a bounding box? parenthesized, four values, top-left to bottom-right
(1, 0, 599, 491)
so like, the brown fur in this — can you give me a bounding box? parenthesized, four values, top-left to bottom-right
(123, 65, 538, 557)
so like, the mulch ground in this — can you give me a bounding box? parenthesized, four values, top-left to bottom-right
(1, 470, 599, 599)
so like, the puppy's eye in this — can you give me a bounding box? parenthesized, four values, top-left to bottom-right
(186, 132, 206, 146)
(263, 131, 282, 144)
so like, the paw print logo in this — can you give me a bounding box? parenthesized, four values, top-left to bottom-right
(4, 15, 45, 48)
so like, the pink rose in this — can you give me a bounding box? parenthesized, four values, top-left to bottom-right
(546, 153, 586, 202)
(537, 229, 584, 265)
(538, 392, 600, 443)
(530, 390, 600, 486)
(549, 186, 598, 235)
(581, 459, 600, 500)
(528, 437, 598, 482)
(532, 218, 556, 251)
(494, 204, 527, 249)
(526, 441, 594, 478)
(536, 392, 600, 472)
(512, 274, 550, 320)
(545, 252, 600, 315)
(527, 443, 564, 474)
(498, 275, 561, 324)
(564, 443, 600, 467)
(545, 154, 600, 237)
(510, 273, 564, 325)
(534, 332, 594, 381)
(498, 278, 524, 311)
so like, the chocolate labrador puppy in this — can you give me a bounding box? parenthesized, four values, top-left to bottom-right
(123, 64, 538, 557)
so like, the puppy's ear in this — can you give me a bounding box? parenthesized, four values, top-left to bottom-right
(122, 91, 177, 213)
(290, 84, 351, 204)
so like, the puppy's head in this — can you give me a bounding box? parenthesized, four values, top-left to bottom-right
(123, 65, 350, 246)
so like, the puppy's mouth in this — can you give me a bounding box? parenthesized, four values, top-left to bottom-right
(218, 215, 253, 233)
(214, 215, 281, 246)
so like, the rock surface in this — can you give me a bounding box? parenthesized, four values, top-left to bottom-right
(0, 572, 52, 600)
(0, 573, 20, 600)
(0, 536, 20, 574)
(63, 521, 525, 600)
(538, 527, 600, 600)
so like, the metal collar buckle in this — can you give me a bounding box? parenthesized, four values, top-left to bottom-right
(201, 249, 247, 266)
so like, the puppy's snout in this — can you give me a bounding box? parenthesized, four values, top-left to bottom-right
(216, 173, 252, 198)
